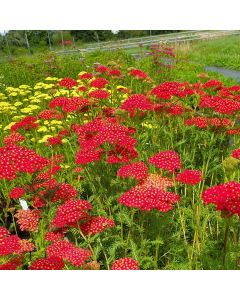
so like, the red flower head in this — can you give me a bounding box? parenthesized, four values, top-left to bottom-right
(203, 79, 223, 90)
(79, 73, 93, 80)
(15, 209, 41, 232)
(111, 258, 140, 270)
(29, 257, 65, 270)
(108, 69, 121, 76)
(45, 231, 65, 243)
(52, 199, 92, 228)
(52, 183, 78, 202)
(202, 181, 240, 216)
(119, 185, 179, 212)
(0, 235, 21, 256)
(0, 226, 9, 240)
(11, 116, 39, 132)
(151, 82, 194, 100)
(95, 64, 108, 73)
(38, 109, 59, 120)
(90, 78, 109, 89)
(148, 150, 181, 173)
(59, 77, 77, 89)
(232, 148, 240, 159)
(0, 145, 49, 180)
(117, 162, 148, 181)
(18, 239, 35, 253)
(200, 96, 240, 115)
(3, 132, 26, 145)
(0, 257, 23, 270)
(46, 240, 91, 267)
(76, 149, 103, 165)
(9, 187, 26, 199)
(120, 94, 153, 115)
(78, 85, 87, 92)
(89, 89, 110, 99)
(80, 216, 115, 235)
(129, 69, 148, 79)
(46, 136, 62, 146)
(176, 169, 202, 185)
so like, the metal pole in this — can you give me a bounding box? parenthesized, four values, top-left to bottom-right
(60, 30, 64, 49)
(4, 30, 11, 56)
(72, 35, 75, 47)
(47, 30, 52, 50)
(95, 31, 100, 49)
(25, 31, 31, 55)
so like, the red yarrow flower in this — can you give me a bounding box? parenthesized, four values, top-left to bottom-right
(45, 231, 65, 243)
(129, 69, 148, 79)
(11, 116, 38, 132)
(0, 257, 23, 270)
(79, 73, 93, 80)
(46, 240, 91, 267)
(59, 77, 77, 89)
(52, 199, 92, 228)
(120, 94, 153, 115)
(232, 148, 240, 159)
(111, 258, 140, 270)
(89, 89, 110, 99)
(176, 170, 202, 185)
(108, 69, 121, 76)
(9, 187, 26, 199)
(202, 181, 240, 216)
(15, 209, 41, 232)
(119, 185, 179, 212)
(29, 256, 65, 270)
(0, 145, 48, 180)
(95, 65, 108, 73)
(148, 150, 181, 173)
(80, 216, 115, 235)
(0, 226, 9, 240)
(3, 132, 26, 145)
(52, 183, 78, 202)
(18, 239, 35, 253)
(117, 162, 148, 180)
(90, 78, 109, 89)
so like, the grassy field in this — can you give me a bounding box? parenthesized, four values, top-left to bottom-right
(177, 35, 240, 70)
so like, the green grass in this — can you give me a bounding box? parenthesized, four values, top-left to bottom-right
(180, 35, 240, 70)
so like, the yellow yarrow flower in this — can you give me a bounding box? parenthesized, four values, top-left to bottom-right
(50, 120, 62, 125)
(9, 92, 18, 97)
(20, 108, 33, 114)
(0, 93, 7, 100)
(12, 115, 24, 121)
(141, 122, 157, 129)
(37, 126, 48, 132)
(30, 98, 42, 103)
(45, 77, 59, 81)
(4, 122, 16, 131)
(19, 84, 31, 89)
(0, 102, 10, 107)
(38, 135, 53, 143)
(60, 163, 70, 169)
(14, 102, 23, 107)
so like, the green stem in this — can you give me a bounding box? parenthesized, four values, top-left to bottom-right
(223, 218, 230, 269)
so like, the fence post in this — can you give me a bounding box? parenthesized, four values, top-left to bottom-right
(4, 31, 11, 57)
(61, 31, 64, 50)
(47, 30, 52, 50)
(25, 31, 31, 55)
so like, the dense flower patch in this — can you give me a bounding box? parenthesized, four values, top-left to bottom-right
(1, 51, 240, 270)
